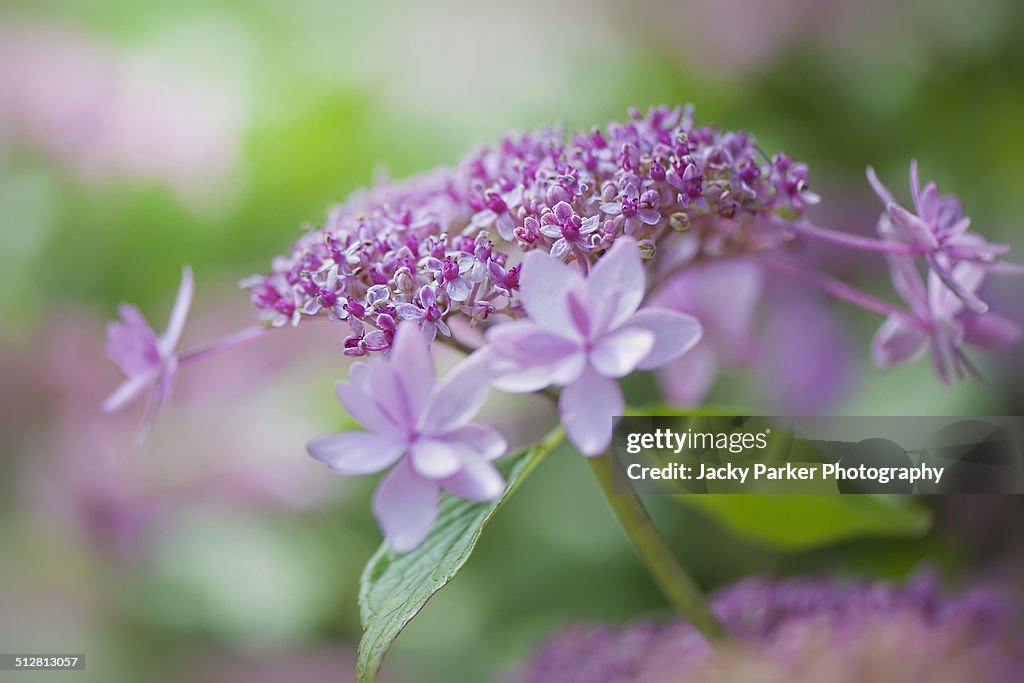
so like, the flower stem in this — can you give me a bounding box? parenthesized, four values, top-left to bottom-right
(771, 217, 921, 255)
(587, 452, 728, 640)
(757, 254, 927, 328)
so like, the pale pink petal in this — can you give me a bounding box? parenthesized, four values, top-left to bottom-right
(866, 166, 896, 207)
(441, 457, 504, 502)
(410, 437, 463, 479)
(886, 255, 928, 318)
(159, 264, 194, 356)
(909, 159, 921, 208)
(486, 322, 580, 365)
(889, 204, 938, 249)
(590, 327, 654, 378)
(651, 259, 761, 364)
(490, 353, 585, 392)
(657, 341, 718, 406)
(335, 380, 395, 432)
(373, 460, 440, 553)
(588, 237, 645, 331)
(307, 431, 406, 475)
(389, 321, 435, 416)
(443, 423, 507, 461)
(872, 316, 928, 366)
(559, 366, 623, 456)
(101, 372, 156, 413)
(963, 313, 1023, 353)
(419, 352, 490, 433)
(626, 308, 703, 370)
(367, 358, 415, 429)
(520, 250, 579, 332)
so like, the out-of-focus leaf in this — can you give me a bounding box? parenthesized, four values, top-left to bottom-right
(674, 494, 930, 549)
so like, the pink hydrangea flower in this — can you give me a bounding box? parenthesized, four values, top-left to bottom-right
(307, 322, 507, 552)
(873, 253, 1022, 382)
(867, 160, 1010, 313)
(652, 259, 763, 406)
(103, 265, 193, 441)
(486, 238, 702, 456)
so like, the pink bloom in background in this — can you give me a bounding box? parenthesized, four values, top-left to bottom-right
(873, 254, 1022, 383)
(486, 238, 702, 456)
(652, 259, 763, 406)
(868, 161, 1010, 313)
(308, 322, 507, 552)
(103, 265, 193, 441)
(0, 20, 245, 211)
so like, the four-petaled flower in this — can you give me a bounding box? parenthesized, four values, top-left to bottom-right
(539, 201, 600, 260)
(868, 160, 1009, 313)
(395, 284, 452, 340)
(872, 252, 1022, 383)
(601, 184, 662, 235)
(485, 238, 703, 455)
(307, 322, 508, 552)
(103, 265, 193, 441)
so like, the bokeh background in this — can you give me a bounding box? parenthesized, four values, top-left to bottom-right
(1, 1, 1023, 681)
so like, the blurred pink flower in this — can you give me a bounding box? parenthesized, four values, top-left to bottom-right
(653, 259, 763, 406)
(103, 265, 192, 441)
(0, 20, 245, 210)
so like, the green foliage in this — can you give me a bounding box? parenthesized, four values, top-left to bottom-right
(355, 429, 562, 683)
(674, 494, 930, 550)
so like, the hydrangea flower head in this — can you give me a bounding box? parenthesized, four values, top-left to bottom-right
(512, 573, 1022, 683)
(243, 106, 814, 353)
(486, 238, 702, 456)
(307, 321, 507, 552)
(103, 265, 193, 441)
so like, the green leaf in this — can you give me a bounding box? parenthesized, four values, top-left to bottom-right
(629, 404, 932, 550)
(674, 494, 931, 550)
(355, 428, 562, 683)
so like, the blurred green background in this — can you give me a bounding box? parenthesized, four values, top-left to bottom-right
(1, 1, 1023, 681)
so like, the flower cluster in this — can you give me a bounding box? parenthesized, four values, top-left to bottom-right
(242, 105, 817, 352)
(510, 573, 1022, 683)
(103, 106, 1023, 551)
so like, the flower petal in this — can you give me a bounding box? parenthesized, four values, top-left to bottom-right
(372, 460, 440, 553)
(866, 166, 896, 207)
(419, 351, 490, 433)
(159, 264, 194, 356)
(443, 423, 507, 461)
(389, 321, 435, 417)
(519, 250, 579, 332)
(588, 237, 645, 331)
(441, 456, 505, 502)
(872, 316, 928, 366)
(307, 431, 406, 475)
(962, 313, 1023, 353)
(486, 322, 580, 365)
(335, 379, 395, 432)
(101, 372, 156, 413)
(657, 341, 718, 406)
(559, 366, 623, 456)
(410, 437, 463, 479)
(367, 358, 416, 429)
(626, 308, 703, 370)
(590, 327, 654, 378)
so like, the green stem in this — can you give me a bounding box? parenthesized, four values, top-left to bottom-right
(588, 452, 729, 640)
